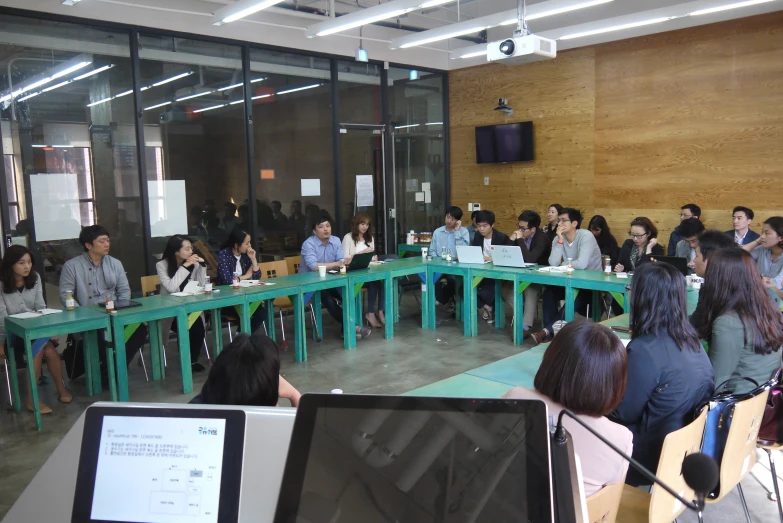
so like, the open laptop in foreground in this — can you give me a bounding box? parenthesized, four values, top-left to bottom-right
(274, 394, 554, 523)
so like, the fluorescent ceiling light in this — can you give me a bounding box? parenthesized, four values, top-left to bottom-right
(391, 0, 614, 49)
(18, 92, 40, 102)
(151, 71, 192, 87)
(458, 50, 489, 59)
(144, 101, 171, 111)
(689, 0, 775, 16)
(252, 94, 272, 100)
(426, 122, 443, 125)
(395, 124, 420, 129)
(61, 0, 81, 5)
(218, 83, 243, 91)
(0, 58, 92, 103)
(32, 144, 72, 147)
(51, 61, 92, 81)
(213, 0, 286, 25)
(308, 0, 457, 38)
(229, 99, 244, 105)
(193, 104, 227, 113)
(86, 89, 132, 107)
(251, 77, 266, 83)
(41, 80, 71, 93)
(114, 90, 133, 98)
(501, 0, 614, 24)
(72, 64, 115, 82)
(559, 17, 674, 39)
(277, 84, 321, 95)
(177, 91, 214, 102)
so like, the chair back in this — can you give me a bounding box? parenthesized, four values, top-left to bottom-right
(709, 389, 770, 502)
(285, 256, 301, 275)
(648, 407, 708, 522)
(259, 260, 289, 280)
(586, 481, 624, 523)
(193, 239, 218, 279)
(141, 275, 161, 296)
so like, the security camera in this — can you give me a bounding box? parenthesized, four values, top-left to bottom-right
(494, 98, 514, 117)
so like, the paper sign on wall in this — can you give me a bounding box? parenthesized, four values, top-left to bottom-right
(148, 180, 188, 238)
(415, 192, 425, 202)
(356, 175, 374, 207)
(301, 179, 321, 197)
(406, 179, 418, 192)
(30, 173, 82, 241)
(421, 182, 431, 191)
(424, 191, 432, 204)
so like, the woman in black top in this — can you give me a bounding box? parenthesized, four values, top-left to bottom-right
(609, 262, 713, 485)
(544, 203, 563, 242)
(588, 215, 620, 266)
(615, 217, 664, 273)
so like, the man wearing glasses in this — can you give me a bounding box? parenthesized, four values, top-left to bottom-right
(507, 210, 550, 337)
(667, 203, 701, 255)
(532, 208, 602, 343)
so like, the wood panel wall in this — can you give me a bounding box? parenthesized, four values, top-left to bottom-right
(449, 12, 783, 246)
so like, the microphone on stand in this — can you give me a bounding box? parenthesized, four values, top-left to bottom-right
(552, 409, 719, 522)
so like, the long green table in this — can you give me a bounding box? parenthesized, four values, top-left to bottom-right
(4, 308, 112, 430)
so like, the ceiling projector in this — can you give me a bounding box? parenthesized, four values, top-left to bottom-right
(487, 34, 557, 65)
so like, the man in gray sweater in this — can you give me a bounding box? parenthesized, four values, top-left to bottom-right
(532, 208, 602, 343)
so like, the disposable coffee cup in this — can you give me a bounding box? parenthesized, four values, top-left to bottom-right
(318, 266, 327, 277)
(692, 281, 702, 290)
(421, 247, 428, 258)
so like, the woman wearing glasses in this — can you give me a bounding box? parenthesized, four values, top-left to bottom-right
(615, 217, 664, 273)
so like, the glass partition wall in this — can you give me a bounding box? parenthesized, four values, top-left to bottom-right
(0, 9, 448, 301)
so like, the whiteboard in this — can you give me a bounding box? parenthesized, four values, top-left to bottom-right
(30, 174, 82, 241)
(148, 180, 188, 237)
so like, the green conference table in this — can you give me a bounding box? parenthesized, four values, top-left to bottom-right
(4, 308, 112, 430)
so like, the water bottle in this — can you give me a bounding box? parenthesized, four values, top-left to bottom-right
(566, 258, 574, 275)
(441, 246, 447, 258)
(232, 270, 241, 289)
(204, 275, 212, 294)
(65, 290, 75, 310)
(105, 293, 115, 313)
(604, 257, 611, 275)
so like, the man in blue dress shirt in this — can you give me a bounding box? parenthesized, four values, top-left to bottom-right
(301, 214, 372, 340)
(428, 206, 470, 309)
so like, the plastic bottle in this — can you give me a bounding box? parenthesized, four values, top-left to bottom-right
(105, 295, 115, 313)
(232, 270, 241, 289)
(204, 275, 212, 294)
(566, 258, 574, 275)
(65, 290, 75, 310)
(604, 257, 611, 275)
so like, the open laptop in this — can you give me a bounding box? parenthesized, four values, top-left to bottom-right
(328, 251, 374, 274)
(490, 245, 534, 268)
(274, 394, 554, 523)
(456, 245, 491, 264)
(651, 255, 689, 276)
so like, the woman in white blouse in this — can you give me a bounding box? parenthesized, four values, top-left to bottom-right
(0, 245, 71, 413)
(156, 235, 208, 372)
(342, 212, 384, 327)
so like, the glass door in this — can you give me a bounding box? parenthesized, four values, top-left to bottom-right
(338, 125, 386, 253)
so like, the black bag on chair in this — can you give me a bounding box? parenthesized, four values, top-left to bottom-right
(62, 334, 85, 380)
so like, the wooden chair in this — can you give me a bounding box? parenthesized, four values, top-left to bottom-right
(757, 441, 783, 523)
(193, 239, 218, 279)
(706, 390, 770, 522)
(586, 480, 624, 523)
(141, 275, 161, 297)
(617, 407, 708, 523)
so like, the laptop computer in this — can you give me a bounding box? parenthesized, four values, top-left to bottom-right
(651, 255, 689, 276)
(456, 245, 490, 264)
(490, 245, 535, 268)
(329, 251, 375, 274)
(274, 394, 554, 523)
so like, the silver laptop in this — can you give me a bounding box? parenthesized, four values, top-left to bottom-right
(490, 244, 534, 268)
(456, 245, 491, 264)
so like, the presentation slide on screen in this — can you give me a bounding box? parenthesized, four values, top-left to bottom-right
(90, 416, 227, 523)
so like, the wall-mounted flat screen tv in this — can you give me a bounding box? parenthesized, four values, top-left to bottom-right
(475, 122, 534, 164)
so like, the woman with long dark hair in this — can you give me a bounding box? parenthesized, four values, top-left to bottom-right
(0, 245, 71, 413)
(341, 212, 384, 327)
(587, 215, 620, 267)
(216, 228, 266, 334)
(544, 203, 563, 242)
(505, 321, 632, 496)
(609, 262, 714, 485)
(698, 248, 783, 392)
(744, 216, 783, 287)
(615, 217, 664, 273)
(156, 235, 208, 372)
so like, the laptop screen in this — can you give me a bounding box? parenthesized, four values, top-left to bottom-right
(275, 395, 553, 523)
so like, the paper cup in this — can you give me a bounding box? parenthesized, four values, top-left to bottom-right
(421, 247, 428, 257)
(318, 266, 327, 277)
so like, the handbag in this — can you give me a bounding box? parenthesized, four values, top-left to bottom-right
(758, 369, 783, 444)
(699, 376, 765, 497)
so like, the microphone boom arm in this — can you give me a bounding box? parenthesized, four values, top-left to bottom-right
(554, 409, 699, 512)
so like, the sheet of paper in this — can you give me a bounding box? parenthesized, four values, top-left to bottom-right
(37, 308, 62, 315)
(170, 292, 193, 297)
(182, 281, 201, 293)
(148, 180, 188, 238)
(424, 191, 431, 204)
(415, 192, 425, 202)
(355, 174, 374, 207)
(421, 182, 431, 191)
(9, 312, 41, 319)
(30, 173, 82, 241)
(301, 179, 321, 197)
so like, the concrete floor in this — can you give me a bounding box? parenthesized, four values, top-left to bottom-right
(1, 301, 782, 522)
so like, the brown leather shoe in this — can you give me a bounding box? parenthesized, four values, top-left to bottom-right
(531, 329, 550, 345)
(523, 327, 531, 339)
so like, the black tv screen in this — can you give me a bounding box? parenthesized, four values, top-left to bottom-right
(475, 122, 534, 164)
